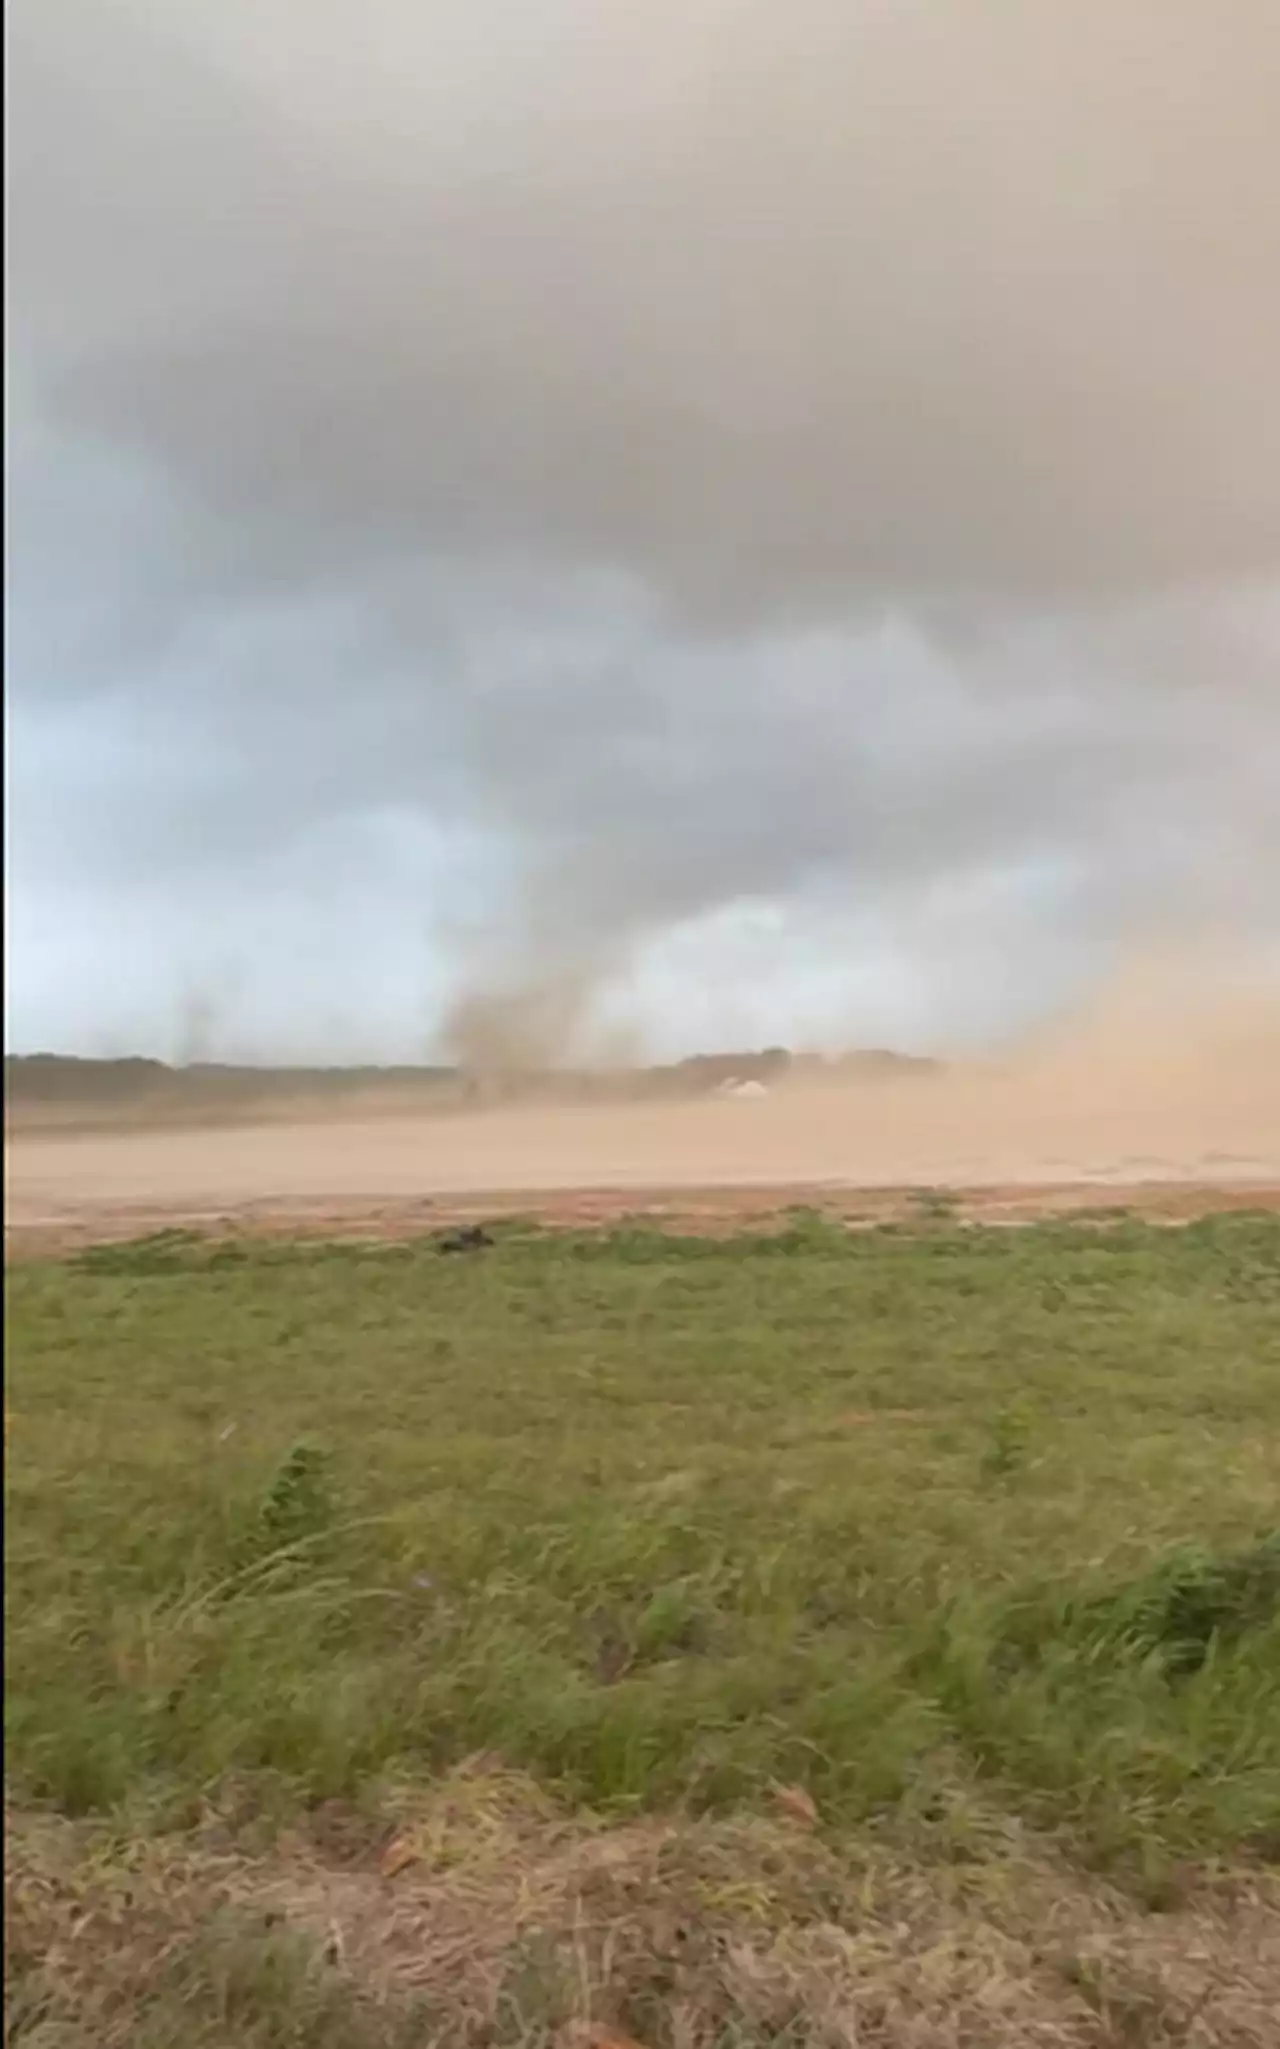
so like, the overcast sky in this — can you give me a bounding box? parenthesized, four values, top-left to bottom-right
(7, 0, 1280, 1064)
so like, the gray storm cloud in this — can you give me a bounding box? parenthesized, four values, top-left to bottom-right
(6, 0, 1280, 1059)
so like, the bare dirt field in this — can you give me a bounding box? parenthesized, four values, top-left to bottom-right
(8, 1055, 1280, 1255)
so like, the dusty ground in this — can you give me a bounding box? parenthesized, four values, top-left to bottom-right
(7, 1058, 1280, 1255)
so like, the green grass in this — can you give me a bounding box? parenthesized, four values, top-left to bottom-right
(7, 1212, 1280, 1877)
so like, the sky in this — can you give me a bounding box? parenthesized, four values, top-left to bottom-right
(7, 0, 1280, 1065)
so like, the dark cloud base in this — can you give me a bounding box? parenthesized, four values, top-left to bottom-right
(7, 0, 1280, 1056)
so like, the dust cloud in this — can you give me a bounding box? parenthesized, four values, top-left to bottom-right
(7, 948, 1279, 1237)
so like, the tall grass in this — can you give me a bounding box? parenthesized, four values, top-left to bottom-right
(7, 1214, 1280, 1867)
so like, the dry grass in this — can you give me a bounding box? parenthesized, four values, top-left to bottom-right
(8, 1768, 1280, 2048)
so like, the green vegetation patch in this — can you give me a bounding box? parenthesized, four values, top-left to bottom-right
(7, 1213, 1280, 1871)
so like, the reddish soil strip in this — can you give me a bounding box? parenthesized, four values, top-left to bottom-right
(7, 1178, 1278, 1261)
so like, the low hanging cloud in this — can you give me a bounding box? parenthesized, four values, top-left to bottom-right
(7, 0, 1280, 1060)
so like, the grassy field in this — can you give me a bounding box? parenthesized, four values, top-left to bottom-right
(6, 1209, 1280, 2045)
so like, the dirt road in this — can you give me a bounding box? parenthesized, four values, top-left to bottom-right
(8, 1057, 1280, 1253)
